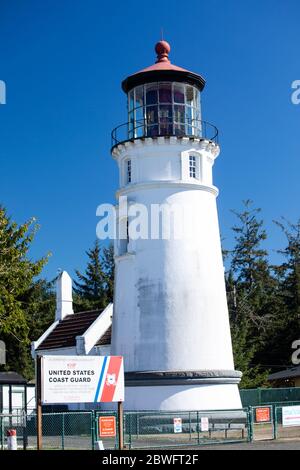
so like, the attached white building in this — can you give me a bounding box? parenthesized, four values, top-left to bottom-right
(32, 272, 112, 360)
(32, 272, 112, 409)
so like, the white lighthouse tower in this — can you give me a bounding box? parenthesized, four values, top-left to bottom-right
(110, 40, 242, 411)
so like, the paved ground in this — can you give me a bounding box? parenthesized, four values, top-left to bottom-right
(199, 439, 300, 450)
(10, 438, 300, 450)
(24, 434, 300, 450)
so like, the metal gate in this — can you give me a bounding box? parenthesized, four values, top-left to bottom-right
(123, 409, 250, 449)
(95, 411, 118, 450)
(250, 406, 275, 441)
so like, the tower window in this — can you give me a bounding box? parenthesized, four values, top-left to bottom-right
(189, 155, 197, 179)
(118, 217, 129, 256)
(127, 160, 132, 183)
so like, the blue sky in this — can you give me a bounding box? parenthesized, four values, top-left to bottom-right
(0, 0, 299, 280)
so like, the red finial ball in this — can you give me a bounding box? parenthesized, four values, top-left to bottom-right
(155, 40, 171, 63)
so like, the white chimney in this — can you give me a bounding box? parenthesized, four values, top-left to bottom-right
(55, 271, 74, 321)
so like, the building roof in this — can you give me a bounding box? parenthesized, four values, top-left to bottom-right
(36, 310, 102, 351)
(95, 325, 111, 346)
(268, 367, 300, 381)
(122, 40, 206, 93)
(0, 371, 27, 384)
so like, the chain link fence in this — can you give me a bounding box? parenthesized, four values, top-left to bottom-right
(3, 404, 300, 449)
(25, 412, 94, 450)
(124, 409, 250, 449)
(1, 408, 250, 450)
(274, 404, 300, 441)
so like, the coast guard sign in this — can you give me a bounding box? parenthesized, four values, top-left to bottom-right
(41, 355, 124, 404)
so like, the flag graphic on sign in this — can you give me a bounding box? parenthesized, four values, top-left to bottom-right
(94, 356, 124, 403)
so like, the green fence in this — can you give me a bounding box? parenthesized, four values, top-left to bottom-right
(241, 387, 300, 407)
(0, 412, 94, 450)
(95, 411, 118, 450)
(2, 403, 300, 450)
(1, 408, 250, 450)
(124, 409, 250, 449)
(273, 404, 300, 441)
(248, 403, 300, 442)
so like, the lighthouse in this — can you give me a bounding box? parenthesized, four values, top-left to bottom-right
(110, 40, 242, 411)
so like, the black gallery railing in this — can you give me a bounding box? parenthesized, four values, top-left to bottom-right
(111, 118, 219, 149)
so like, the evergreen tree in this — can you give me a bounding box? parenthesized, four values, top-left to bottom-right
(275, 218, 300, 318)
(24, 279, 55, 339)
(102, 244, 114, 304)
(74, 240, 107, 311)
(231, 200, 268, 286)
(230, 200, 276, 332)
(228, 201, 275, 387)
(2, 280, 55, 380)
(226, 269, 269, 388)
(266, 219, 300, 368)
(0, 206, 49, 378)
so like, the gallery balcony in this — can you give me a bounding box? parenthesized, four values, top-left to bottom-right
(111, 105, 218, 151)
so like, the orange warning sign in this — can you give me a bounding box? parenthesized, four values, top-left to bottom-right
(99, 416, 116, 437)
(255, 407, 271, 423)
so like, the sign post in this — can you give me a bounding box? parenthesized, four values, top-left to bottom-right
(36, 355, 43, 450)
(118, 401, 124, 450)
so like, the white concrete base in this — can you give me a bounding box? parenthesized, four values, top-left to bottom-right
(103, 383, 242, 411)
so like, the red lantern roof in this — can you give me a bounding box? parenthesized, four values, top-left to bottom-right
(122, 40, 206, 93)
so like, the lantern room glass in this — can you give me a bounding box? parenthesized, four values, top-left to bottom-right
(128, 82, 201, 139)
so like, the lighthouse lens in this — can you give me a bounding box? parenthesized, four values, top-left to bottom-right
(146, 84, 158, 105)
(146, 105, 158, 137)
(127, 82, 202, 140)
(159, 83, 172, 103)
(174, 105, 185, 123)
(174, 83, 185, 103)
(159, 105, 173, 135)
